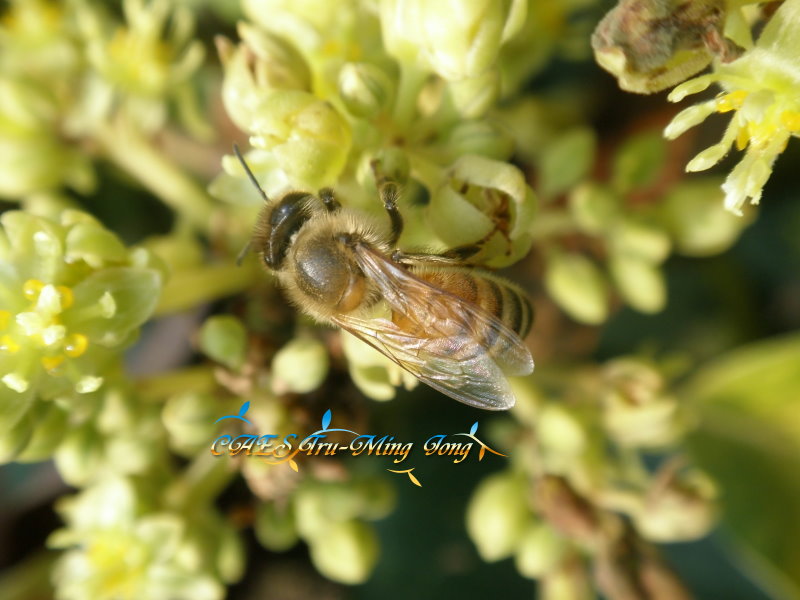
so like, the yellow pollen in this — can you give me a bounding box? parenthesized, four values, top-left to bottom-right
(0, 335, 20, 354)
(736, 126, 750, 151)
(716, 90, 748, 113)
(56, 286, 74, 310)
(41, 355, 65, 371)
(64, 333, 88, 358)
(23, 279, 45, 301)
(780, 111, 800, 132)
(0, 310, 10, 330)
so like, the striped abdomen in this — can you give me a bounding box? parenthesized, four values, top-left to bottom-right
(409, 268, 533, 355)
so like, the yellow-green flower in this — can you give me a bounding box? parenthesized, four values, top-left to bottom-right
(0, 74, 95, 199)
(380, 0, 527, 80)
(77, 0, 204, 131)
(0, 211, 163, 444)
(664, 0, 800, 214)
(49, 477, 242, 600)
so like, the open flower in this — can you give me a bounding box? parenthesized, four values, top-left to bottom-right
(664, 0, 800, 215)
(0, 211, 163, 443)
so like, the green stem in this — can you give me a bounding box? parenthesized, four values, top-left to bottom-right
(137, 365, 217, 401)
(165, 451, 236, 511)
(94, 118, 215, 230)
(154, 261, 258, 315)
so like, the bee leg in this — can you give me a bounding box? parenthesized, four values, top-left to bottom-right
(371, 160, 404, 247)
(391, 244, 481, 266)
(319, 188, 341, 212)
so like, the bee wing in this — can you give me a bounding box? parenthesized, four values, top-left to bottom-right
(333, 314, 516, 410)
(350, 242, 534, 376)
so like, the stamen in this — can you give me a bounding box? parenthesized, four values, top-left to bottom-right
(64, 333, 89, 358)
(41, 355, 65, 371)
(57, 286, 74, 310)
(716, 90, 748, 113)
(0, 335, 20, 354)
(23, 279, 45, 301)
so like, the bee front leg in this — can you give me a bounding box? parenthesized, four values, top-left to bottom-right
(371, 160, 404, 247)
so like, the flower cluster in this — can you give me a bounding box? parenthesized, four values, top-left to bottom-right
(467, 359, 717, 594)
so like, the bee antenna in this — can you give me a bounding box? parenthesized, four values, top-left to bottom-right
(235, 241, 252, 266)
(233, 143, 270, 204)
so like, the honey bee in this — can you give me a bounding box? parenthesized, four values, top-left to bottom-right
(234, 146, 534, 410)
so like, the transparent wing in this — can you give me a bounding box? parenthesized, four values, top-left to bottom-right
(332, 242, 534, 410)
(333, 314, 516, 410)
(350, 242, 533, 376)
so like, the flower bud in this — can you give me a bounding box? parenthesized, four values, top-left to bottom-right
(447, 69, 500, 119)
(634, 468, 717, 542)
(537, 404, 587, 465)
(271, 337, 329, 394)
(544, 252, 609, 324)
(339, 62, 394, 119)
(539, 128, 596, 198)
(611, 131, 667, 192)
(601, 359, 683, 448)
(199, 315, 247, 371)
(238, 22, 312, 91)
(444, 120, 514, 161)
(255, 501, 299, 551)
(466, 471, 530, 561)
(308, 519, 379, 584)
(250, 90, 352, 189)
(382, 0, 527, 79)
(602, 389, 681, 448)
(515, 523, 568, 579)
(609, 218, 671, 264)
(662, 179, 751, 256)
(609, 254, 667, 314)
(163, 393, 220, 457)
(568, 183, 620, 235)
(541, 561, 594, 600)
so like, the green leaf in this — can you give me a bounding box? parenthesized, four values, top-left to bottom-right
(682, 333, 800, 600)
